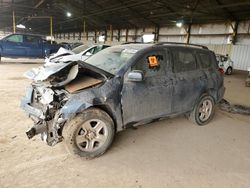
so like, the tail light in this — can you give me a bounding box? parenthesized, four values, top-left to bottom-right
(218, 68, 224, 75)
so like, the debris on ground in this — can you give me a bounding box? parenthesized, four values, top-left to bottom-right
(219, 99, 250, 115)
(11, 135, 17, 139)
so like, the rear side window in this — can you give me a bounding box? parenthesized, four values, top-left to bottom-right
(173, 49, 196, 72)
(199, 52, 212, 68)
(25, 36, 39, 43)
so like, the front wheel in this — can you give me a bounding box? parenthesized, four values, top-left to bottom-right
(63, 108, 115, 159)
(188, 95, 215, 126)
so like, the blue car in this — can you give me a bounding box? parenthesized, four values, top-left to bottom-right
(0, 33, 62, 61)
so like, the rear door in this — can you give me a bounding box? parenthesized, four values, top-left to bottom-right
(121, 48, 174, 125)
(24, 35, 42, 57)
(171, 47, 205, 113)
(197, 51, 223, 101)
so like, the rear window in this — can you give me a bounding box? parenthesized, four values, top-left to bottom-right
(199, 52, 212, 68)
(173, 49, 196, 72)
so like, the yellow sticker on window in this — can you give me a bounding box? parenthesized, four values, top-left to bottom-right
(148, 56, 159, 67)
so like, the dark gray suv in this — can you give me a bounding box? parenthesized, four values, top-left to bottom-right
(21, 43, 225, 158)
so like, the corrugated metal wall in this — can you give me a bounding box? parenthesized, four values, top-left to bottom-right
(231, 45, 250, 70)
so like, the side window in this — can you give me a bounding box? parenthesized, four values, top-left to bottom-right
(132, 50, 167, 77)
(173, 49, 196, 72)
(198, 52, 212, 68)
(94, 46, 103, 54)
(25, 36, 39, 44)
(84, 47, 96, 55)
(6, 34, 23, 43)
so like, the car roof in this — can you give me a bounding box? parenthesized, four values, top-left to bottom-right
(114, 43, 212, 53)
(114, 43, 154, 50)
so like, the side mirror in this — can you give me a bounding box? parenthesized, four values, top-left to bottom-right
(127, 70, 144, 82)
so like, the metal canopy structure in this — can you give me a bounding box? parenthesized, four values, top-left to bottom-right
(1, 0, 250, 34)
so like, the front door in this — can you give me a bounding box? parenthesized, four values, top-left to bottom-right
(2, 34, 27, 57)
(121, 49, 173, 125)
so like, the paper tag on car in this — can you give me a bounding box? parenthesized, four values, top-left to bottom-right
(148, 56, 159, 67)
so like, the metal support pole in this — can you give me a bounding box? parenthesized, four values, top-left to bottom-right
(83, 19, 86, 42)
(154, 26, 160, 42)
(50, 16, 53, 44)
(125, 28, 128, 42)
(231, 21, 239, 45)
(110, 24, 113, 42)
(94, 30, 97, 43)
(186, 24, 192, 44)
(12, 11, 16, 33)
(118, 29, 120, 42)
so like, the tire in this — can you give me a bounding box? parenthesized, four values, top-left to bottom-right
(63, 108, 115, 159)
(188, 95, 215, 126)
(226, 67, 233, 75)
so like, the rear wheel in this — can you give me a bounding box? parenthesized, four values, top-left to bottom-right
(188, 95, 215, 126)
(63, 108, 115, 158)
(226, 67, 233, 75)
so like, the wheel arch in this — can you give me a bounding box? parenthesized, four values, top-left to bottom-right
(88, 105, 118, 133)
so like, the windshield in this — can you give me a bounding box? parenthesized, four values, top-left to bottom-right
(72, 45, 90, 54)
(85, 46, 138, 74)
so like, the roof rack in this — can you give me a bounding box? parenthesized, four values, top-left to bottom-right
(155, 42, 208, 50)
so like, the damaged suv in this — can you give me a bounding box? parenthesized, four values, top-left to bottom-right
(21, 43, 225, 158)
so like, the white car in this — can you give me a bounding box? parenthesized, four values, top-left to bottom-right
(45, 44, 110, 64)
(216, 54, 234, 75)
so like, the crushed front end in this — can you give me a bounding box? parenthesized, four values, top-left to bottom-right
(21, 84, 69, 146)
(20, 61, 108, 146)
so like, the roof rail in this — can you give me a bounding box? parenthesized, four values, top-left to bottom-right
(121, 42, 146, 45)
(155, 42, 208, 50)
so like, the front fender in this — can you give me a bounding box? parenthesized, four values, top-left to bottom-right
(60, 100, 93, 120)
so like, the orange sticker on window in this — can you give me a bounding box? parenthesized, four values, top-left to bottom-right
(148, 56, 159, 67)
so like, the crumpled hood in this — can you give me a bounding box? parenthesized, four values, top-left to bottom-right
(24, 60, 113, 88)
(24, 61, 79, 87)
(45, 47, 75, 64)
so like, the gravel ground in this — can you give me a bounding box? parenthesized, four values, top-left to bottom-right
(0, 62, 250, 188)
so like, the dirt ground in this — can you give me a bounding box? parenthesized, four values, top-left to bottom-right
(0, 61, 250, 188)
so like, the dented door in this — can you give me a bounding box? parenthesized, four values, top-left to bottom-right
(121, 49, 173, 125)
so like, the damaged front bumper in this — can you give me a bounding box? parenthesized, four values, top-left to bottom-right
(20, 86, 66, 146)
